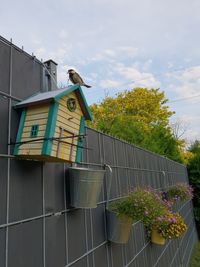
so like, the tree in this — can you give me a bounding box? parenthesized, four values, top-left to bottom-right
(187, 140, 200, 239)
(88, 88, 183, 162)
(89, 88, 174, 130)
(170, 118, 188, 139)
(189, 140, 200, 154)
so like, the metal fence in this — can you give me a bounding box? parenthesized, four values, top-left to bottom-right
(0, 36, 198, 267)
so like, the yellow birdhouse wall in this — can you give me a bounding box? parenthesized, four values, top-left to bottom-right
(17, 105, 49, 156)
(51, 92, 83, 162)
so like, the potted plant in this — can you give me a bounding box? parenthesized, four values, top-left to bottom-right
(151, 212, 187, 245)
(68, 167, 105, 208)
(106, 197, 134, 244)
(106, 187, 169, 244)
(166, 183, 193, 204)
(129, 187, 170, 224)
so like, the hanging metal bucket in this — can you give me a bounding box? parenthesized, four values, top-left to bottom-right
(68, 167, 105, 208)
(106, 209, 133, 244)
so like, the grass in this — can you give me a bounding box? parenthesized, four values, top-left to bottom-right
(189, 241, 200, 267)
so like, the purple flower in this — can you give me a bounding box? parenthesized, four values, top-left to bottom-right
(171, 217, 176, 223)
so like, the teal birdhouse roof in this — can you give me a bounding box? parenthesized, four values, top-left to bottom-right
(15, 84, 92, 121)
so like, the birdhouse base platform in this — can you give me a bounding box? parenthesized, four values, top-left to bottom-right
(15, 154, 74, 163)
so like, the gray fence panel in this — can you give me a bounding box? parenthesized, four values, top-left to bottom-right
(0, 159, 7, 224)
(45, 215, 66, 267)
(9, 160, 43, 222)
(8, 220, 43, 267)
(67, 209, 87, 263)
(12, 47, 42, 99)
(0, 99, 9, 155)
(44, 163, 65, 213)
(0, 41, 10, 94)
(0, 229, 6, 267)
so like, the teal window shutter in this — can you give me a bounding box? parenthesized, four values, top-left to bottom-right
(14, 109, 26, 155)
(76, 116, 85, 163)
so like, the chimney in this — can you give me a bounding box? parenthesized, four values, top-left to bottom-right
(44, 59, 58, 91)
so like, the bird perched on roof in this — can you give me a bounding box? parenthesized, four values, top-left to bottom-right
(67, 69, 92, 88)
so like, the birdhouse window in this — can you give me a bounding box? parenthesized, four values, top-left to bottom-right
(30, 124, 39, 138)
(67, 98, 77, 112)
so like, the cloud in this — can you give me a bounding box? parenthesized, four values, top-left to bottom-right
(58, 29, 69, 40)
(142, 59, 153, 71)
(117, 46, 138, 57)
(167, 66, 200, 99)
(99, 79, 123, 89)
(185, 129, 199, 142)
(114, 64, 161, 88)
(34, 47, 46, 60)
(91, 46, 138, 63)
(34, 42, 73, 65)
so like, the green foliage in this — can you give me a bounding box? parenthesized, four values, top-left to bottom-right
(88, 88, 183, 162)
(109, 116, 148, 145)
(108, 187, 168, 233)
(187, 140, 200, 238)
(89, 88, 173, 131)
(142, 125, 183, 162)
(189, 140, 200, 154)
(167, 183, 193, 203)
(128, 188, 168, 227)
(189, 242, 200, 267)
(188, 147, 200, 209)
(108, 197, 133, 219)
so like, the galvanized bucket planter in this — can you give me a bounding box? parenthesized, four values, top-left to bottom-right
(106, 209, 133, 244)
(68, 167, 105, 208)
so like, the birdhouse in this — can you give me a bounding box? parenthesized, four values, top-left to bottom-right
(13, 85, 92, 163)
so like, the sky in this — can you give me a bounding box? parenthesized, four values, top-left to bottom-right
(1, 0, 200, 144)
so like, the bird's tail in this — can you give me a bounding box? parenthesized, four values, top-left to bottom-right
(83, 84, 92, 88)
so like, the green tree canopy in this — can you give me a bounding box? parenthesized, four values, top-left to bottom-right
(187, 140, 200, 238)
(189, 140, 200, 154)
(88, 88, 183, 162)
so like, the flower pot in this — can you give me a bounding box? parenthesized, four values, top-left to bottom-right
(106, 209, 133, 244)
(151, 229, 166, 245)
(68, 167, 105, 208)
